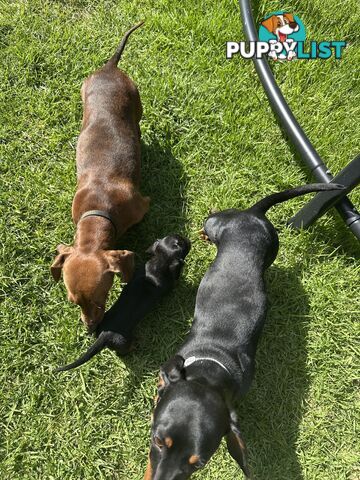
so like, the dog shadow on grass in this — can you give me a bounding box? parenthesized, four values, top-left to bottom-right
(233, 263, 310, 480)
(116, 137, 188, 260)
(113, 279, 198, 400)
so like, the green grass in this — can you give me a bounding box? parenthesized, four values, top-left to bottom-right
(1, 0, 359, 479)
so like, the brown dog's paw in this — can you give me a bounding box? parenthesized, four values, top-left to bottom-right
(105, 249, 135, 282)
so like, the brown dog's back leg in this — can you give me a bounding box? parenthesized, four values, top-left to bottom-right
(133, 194, 150, 225)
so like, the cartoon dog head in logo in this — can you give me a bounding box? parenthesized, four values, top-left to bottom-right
(261, 13, 299, 42)
(261, 13, 300, 60)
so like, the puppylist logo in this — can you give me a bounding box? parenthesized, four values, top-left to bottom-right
(227, 11, 346, 61)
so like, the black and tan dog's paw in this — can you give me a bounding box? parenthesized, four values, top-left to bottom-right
(208, 207, 219, 215)
(199, 228, 210, 242)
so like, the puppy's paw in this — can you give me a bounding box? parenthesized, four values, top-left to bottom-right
(268, 50, 278, 60)
(287, 51, 297, 61)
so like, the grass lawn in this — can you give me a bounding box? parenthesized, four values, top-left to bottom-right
(1, 0, 359, 478)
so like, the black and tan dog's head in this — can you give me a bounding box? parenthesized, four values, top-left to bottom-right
(145, 355, 250, 480)
(146, 234, 191, 280)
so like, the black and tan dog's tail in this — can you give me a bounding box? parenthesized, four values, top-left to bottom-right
(106, 21, 144, 68)
(55, 332, 110, 372)
(250, 183, 345, 215)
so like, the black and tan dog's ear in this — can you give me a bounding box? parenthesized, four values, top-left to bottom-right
(105, 249, 134, 282)
(158, 355, 185, 396)
(261, 15, 277, 34)
(226, 415, 250, 478)
(50, 244, 73, 282)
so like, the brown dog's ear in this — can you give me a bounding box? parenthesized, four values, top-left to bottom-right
(105, 249, 135, 282)
(261, 15, 278, 34)
(226, 413, 250, 478)
(50, 244, 73, 282)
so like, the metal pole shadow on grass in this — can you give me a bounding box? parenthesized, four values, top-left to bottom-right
(238, 0, 360, 241)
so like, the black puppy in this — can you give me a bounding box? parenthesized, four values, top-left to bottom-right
(55, 235, 191, 372)
(145, 183, 344, 480)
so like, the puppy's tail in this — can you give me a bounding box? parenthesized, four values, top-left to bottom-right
(249, 183, 345, 215)
(54, 332, 110, 372)
(106, 21, 144, 68)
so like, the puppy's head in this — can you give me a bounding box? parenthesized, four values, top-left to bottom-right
(146, 356, 249, 480)
(261, 13, 299, 38)
(283, 13, 299, 31)
(146, 235, 191, 279)
(51, 244, 134, 330)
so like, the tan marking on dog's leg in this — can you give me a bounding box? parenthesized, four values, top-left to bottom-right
(154, 373, 164, 405)
(199, 228, 209, 242)
(157, 374, 165, 389)
(234, 435, 251, 478)
(143, 455, 152, 480)
(189, 454, 200, 465)
(237, 436, 246, 451)
(165, 437, 173, 448)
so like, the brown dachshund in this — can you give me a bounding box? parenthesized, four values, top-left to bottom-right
(51, 22, 150, 331)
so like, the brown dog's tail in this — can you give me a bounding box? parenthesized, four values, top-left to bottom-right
(249, 183, 345, 215)
(106, 21, 144, 68)
(54, 332, 110, 372)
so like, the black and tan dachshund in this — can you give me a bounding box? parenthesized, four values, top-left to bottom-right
(55, 235, 191, 372)
(145, 183, 344, 480)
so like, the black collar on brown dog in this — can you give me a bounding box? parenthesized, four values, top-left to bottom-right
(79, 210, 117, 236)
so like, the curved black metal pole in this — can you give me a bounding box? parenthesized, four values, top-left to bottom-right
(238, 0, 360, 240)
